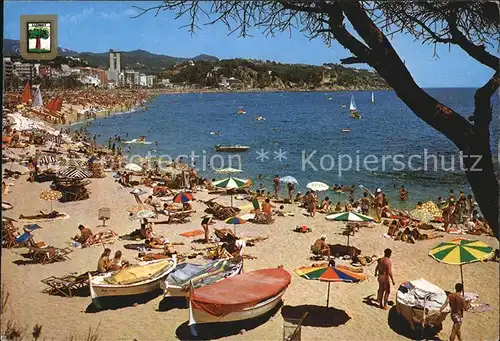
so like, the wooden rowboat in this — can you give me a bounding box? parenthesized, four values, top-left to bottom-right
(89, 256, 177, 308)
(187, 267, 291, 334)
(161, 259, 243, 297)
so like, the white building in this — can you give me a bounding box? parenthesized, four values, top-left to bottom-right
(13, 62, 38, 78)
(139, 74, 156, 88)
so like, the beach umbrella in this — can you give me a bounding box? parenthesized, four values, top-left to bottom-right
(127, 203, 155, 213)
(59, 167, 91, 180)
(429, 238, 494, 293)
(215, 167, 243, 175)
(325, 212, 373, 222)
(295, 265, 367, 307)
(39, 189, 62, 212)
(225, 216, 247, 235)
(124, 163, 142, 172)
(280, 176, 298, 184)
(129, 209, 156, 220)
(410, 208, 434, 224)
(38, 155, 57, 166)
(173, 192, 194, 203)
(306, 181, 329, 192)
(214, 177, 247, 207)
(326, 212, 373, 247)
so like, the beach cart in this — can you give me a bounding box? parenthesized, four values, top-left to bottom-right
(395, 278, 450, 330)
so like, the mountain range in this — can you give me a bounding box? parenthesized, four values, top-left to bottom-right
(3, 39, 219, 73)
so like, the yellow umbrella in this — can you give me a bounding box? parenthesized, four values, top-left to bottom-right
(429, 238, 494, 292)
(39, 189, 62, 211)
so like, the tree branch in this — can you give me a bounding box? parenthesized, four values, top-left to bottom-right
(471, 71, 500, 129)
(340, 56, 367, 65)
(338, 1, 474, 150)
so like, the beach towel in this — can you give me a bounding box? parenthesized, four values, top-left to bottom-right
(180, 230, 204, 237)
(470, 303, 493, 313)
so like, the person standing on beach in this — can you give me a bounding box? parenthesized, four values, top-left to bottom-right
(439, 283, 470, 341)
(360, 192, 370, 215)
(287, 182, 295, 202)
(273, 175, 280, 198)
(374, 188, 384, 223)
(201, 215, 215, 243)
(308, 191, 317, 217)
(374, 248, 395, 310)
(399, 186, 408, 201)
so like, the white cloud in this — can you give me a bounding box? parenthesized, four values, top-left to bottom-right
(99, 8, 138, 20)
(60, 8, 95, 24)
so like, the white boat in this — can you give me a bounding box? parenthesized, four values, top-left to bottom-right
(89, 257, 177, 307)
(124, 136, 152, 144)
(371, 91, 375, 104)
(187, 267, 291, 334)
(161, 259, 242, 297)
(340, 128, 352, 133)
(349, 95, 361, 119)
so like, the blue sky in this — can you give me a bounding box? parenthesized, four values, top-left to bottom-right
(4, 1, 497, 87)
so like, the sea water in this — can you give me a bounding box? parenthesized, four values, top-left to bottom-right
(87, 89, 499, 210)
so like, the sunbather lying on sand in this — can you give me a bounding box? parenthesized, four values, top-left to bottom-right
(138, 244, 177, 261)
(19, 210, 64, 220)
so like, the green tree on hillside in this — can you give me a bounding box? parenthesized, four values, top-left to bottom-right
(28, 27, 50, 50)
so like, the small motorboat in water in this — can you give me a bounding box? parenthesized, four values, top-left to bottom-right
(124, 136, 152, 144)
(187, 267, 291, 334)
(256, 116, 265, 121)
(215, 145, 249, 152)
(340, 128, 352, 133)
(89, 257, 177, 308)
(237, 109, 246, 115)
(161, 258, 243, 297)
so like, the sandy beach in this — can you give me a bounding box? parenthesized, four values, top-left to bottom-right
(1, 158, 498, 340)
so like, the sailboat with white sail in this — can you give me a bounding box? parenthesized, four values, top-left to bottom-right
(349, 95, 361, 119)
(32, 86, 43, 108)
(371, 91, 375, 104)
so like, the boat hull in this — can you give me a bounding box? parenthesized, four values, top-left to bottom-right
(188, 289, 286, 325)
(214, 146, 249, 152)
(162, 261, 243, 297)
(89, 258, 176, 307)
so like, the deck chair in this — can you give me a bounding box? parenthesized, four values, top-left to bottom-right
(41, 271, 98, 297)
(28, 246, 72, 264)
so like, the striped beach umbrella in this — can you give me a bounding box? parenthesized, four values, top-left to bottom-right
(173, 192, 194, 204)
(295, 265, 367, 307)
(326, 211, 373, 247)
(225, 216, 246, 225)
(214, 177, 247, 207)
(325, 212, 373, 222)
(58, 167, 92, 180)
(225, 216, 247, 235)
(38, 155, 57, 166)
(215, 167, 243, 175)
(429, 238, 494, 292)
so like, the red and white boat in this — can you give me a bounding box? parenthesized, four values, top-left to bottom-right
(186, 267, 291, 333)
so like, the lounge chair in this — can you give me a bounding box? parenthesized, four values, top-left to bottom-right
(41, 271, 98, 297)
(27, 246, 72, 264)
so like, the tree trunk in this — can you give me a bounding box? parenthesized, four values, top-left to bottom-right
(35, 38, 41, 49)
(463, 139, 498, 234)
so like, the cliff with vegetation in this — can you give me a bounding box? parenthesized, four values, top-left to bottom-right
(161, 59, 389, 91)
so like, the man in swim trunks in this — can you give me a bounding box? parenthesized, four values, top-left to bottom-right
(375, 248, 395, 310)
(439, 283, 469, 341)
(311, 235, 330, 258)
(273, 175, 280, 198)
(399, 186, 408, 201)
